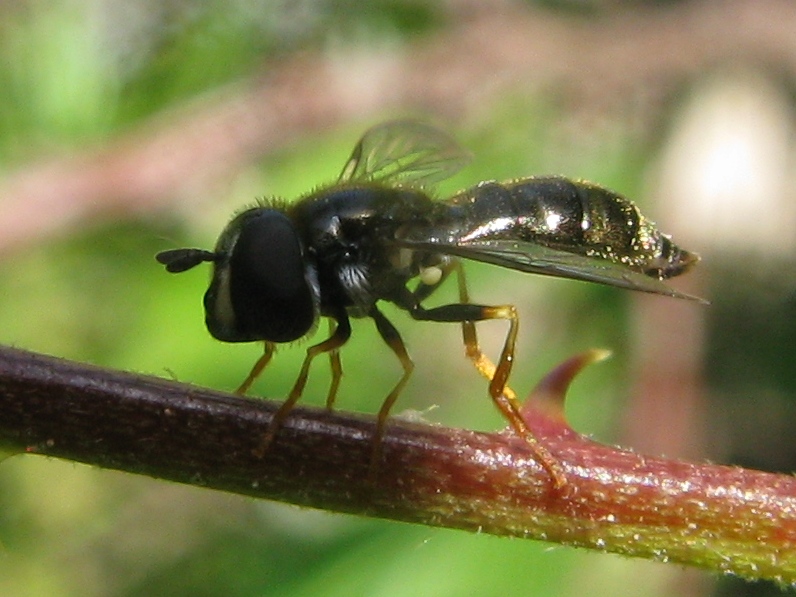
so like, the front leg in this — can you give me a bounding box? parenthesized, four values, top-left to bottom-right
(253, 312, 352, 457)
(236, 341, 276, 395)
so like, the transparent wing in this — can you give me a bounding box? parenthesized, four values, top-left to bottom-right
(338, 120, 471, 187)
(394, 238, 707, 302)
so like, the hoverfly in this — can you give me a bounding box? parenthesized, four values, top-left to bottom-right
(156, 121, 701, 487)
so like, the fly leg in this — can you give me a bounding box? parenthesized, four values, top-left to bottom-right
(410, 261, 522, 398)
(326, 319, 343, 410)
(402, 284, 567, 489)
(449, 265, 565, 483)
(369, 306, 414, 471)
(253, 313, 352, 458)
(409, 261, 522, 402)
(236, 341, 276, 395)
(452, 263, 519, 400)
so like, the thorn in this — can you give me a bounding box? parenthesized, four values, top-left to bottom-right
(521, 349, 612, 434)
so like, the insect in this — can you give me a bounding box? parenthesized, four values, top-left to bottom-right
(156, 120, 701, 487)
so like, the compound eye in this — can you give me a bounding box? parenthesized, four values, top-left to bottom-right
(229, 210, 316, 342)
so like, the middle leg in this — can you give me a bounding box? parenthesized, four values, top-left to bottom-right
(369, 305, 415, 470)
(326, 318, 343, 410)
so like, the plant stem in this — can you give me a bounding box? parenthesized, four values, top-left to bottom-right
(0, 345, 793, 583)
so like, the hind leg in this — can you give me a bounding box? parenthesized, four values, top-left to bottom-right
(401, 274, 567, 488)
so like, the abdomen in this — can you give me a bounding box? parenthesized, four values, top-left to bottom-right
(440, 176, 693, 278)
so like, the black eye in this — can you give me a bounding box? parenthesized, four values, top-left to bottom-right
(228, 210, 317, 342)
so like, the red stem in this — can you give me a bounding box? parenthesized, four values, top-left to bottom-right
(0, 345, 792, 582)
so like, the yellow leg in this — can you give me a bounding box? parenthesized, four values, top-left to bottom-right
(454, 265, 567, 489)
(253, 315, 351, 458)
(326, 319, 343, 410)
(236, 342, 275, 395)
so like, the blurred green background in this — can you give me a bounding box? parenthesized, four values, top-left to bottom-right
(1, 1, 795, 596)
